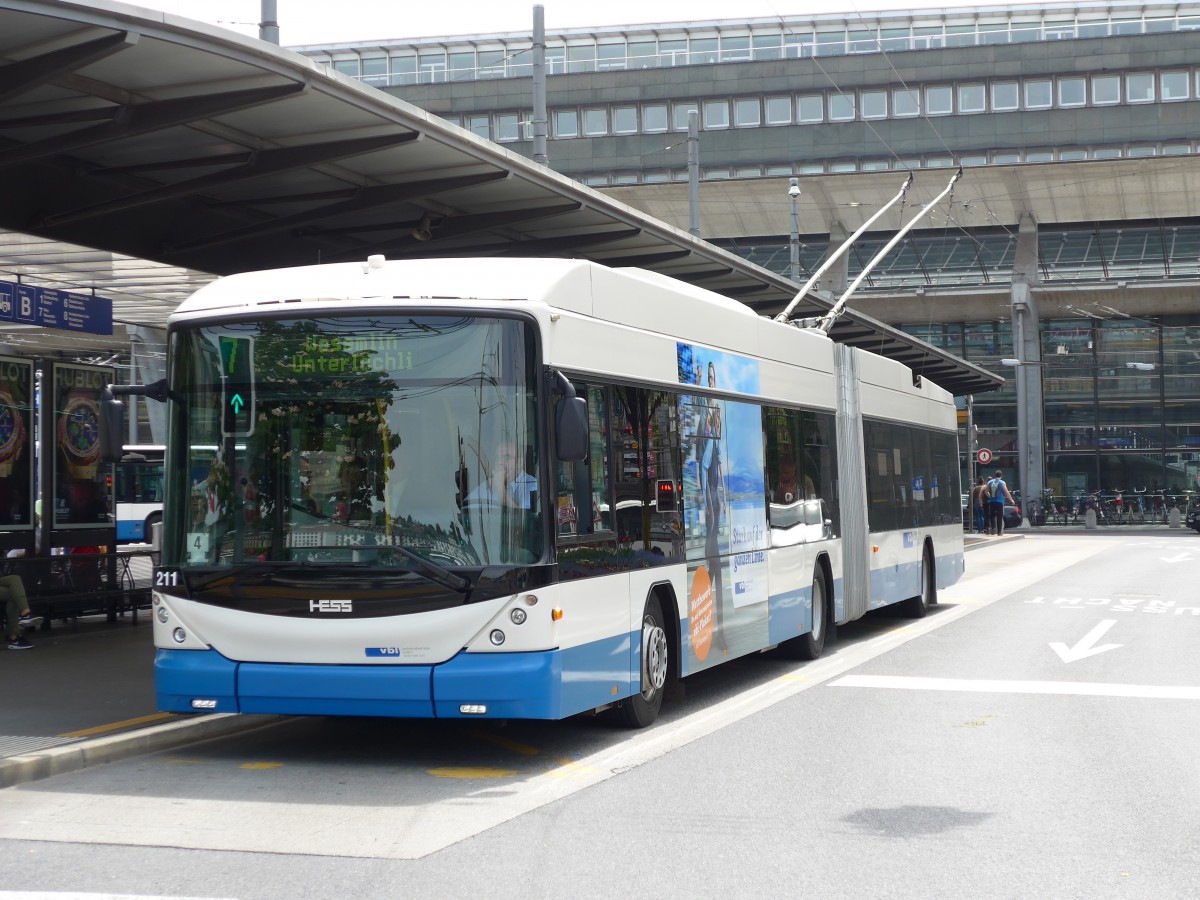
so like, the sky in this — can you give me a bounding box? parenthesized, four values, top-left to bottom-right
(128, 0, 1056, 46)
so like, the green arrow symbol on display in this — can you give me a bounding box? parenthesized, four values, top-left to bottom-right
(231, 393, 244, 413)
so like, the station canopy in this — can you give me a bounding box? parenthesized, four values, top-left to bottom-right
(0, 0, 1001, 395)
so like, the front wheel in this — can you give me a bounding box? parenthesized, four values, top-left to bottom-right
(780, 566, 829, 660)
(619, 597, 669, 728)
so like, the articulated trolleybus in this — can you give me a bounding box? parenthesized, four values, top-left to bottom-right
(147, 257, 963, 727)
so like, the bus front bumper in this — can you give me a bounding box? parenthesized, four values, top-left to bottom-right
(154, 647, 565, 720)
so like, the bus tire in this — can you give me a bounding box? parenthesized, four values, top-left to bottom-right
(619, 597, 669, 728)
(781, 565, 829, 660)
(904, 546, 936, 618)
(144, 511, 162, 543)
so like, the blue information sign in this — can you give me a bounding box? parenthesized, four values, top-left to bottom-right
(0, 280, 112, 335)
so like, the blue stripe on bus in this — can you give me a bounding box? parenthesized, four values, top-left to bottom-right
(155, 630, 638, 720)
(116, 521, 143, 541)
(866, 547, 964, 610)
(767, 586, 810, 646)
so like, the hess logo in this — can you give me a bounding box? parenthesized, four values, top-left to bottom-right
(309, 599, 352, 613)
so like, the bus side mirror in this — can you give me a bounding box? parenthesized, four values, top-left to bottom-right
(99, 385, 125, 464)
(555, 396, 588, 462)
(550, 369, 588, 462)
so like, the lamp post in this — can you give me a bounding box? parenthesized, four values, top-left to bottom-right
(788, 178, 800, 282)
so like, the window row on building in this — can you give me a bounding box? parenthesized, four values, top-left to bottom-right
(310, 7, 1200, 87)
(557, 141, 1198, 188)
(443, 68, 1200, 146)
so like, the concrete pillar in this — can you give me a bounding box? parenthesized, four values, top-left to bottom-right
(1011, 213, 1044, 525)
(820, 220, 851, 296)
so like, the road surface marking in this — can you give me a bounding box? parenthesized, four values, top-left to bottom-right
(830, 674, 1200, 700)
(59, 713, 177, 739)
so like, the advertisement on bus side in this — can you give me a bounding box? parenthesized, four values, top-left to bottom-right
(677, 342, 768, 673)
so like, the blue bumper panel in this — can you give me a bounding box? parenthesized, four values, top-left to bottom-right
(238, 662, 435, 717)
(155, 648, 239, 714)
(433, 649, 562, 719)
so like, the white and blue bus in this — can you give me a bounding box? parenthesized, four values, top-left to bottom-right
(115, 444, 164, 542)
(149, 258, 963, 727)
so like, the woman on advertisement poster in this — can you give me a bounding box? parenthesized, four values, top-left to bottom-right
(697, 361, 728, 655)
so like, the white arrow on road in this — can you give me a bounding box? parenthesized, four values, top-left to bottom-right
(1050, 619, 1122, 663)
(1160, 554, 1191, 563)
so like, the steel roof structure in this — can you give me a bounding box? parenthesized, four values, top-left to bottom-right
(0, 0, 1001, 395)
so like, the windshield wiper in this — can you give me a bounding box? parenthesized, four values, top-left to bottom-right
(373, 544, 470, 591)
(273, 543, 471, 592)
(185, 545, 471, 594)
(185, 561, 292, 592)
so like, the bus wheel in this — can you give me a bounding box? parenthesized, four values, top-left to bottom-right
(619, 597, 669, 728)
(781, 566, 828, 660)
(905, 547, 936, 618)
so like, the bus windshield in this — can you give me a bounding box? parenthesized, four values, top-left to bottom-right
(164, 314, 542, 571)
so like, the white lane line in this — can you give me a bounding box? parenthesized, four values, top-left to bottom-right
(0, 894, 236, 899)
(830, 674, 1200, 700)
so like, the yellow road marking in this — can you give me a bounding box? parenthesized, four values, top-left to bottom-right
(428, 767, 519, 779)
(240, 761, 284, 770)
(59, 712, 177, 739)
(546, 758, 599, 779)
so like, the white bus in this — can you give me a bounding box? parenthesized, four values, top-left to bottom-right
(149, 258, 963, 727)
(115, 444, 164, 543)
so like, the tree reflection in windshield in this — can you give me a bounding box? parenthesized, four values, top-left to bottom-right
(168, 315, 541, 571)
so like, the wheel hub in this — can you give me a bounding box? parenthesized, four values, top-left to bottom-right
(642, 617, 668, 695)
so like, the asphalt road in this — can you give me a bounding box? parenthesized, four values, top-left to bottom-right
(2, 533, 1199, 899)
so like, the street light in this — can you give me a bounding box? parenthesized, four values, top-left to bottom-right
(788, 178, 800, 282)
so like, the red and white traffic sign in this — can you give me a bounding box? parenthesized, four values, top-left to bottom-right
(977, 448, 993, 465)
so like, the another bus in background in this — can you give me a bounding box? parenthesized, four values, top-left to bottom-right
(115, 444, 164, 543)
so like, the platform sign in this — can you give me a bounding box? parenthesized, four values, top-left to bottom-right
(0, 356, 35, 531)
(977, 448, 993, 465)
(0, 280, 113, 335)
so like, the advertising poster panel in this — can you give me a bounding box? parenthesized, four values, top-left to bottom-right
(0, 356, 35, 530)
(51, 362, 114, 530)
(676, 342, 768, 674)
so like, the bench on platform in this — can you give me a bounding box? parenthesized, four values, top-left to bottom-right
(2, 553, 147, 627)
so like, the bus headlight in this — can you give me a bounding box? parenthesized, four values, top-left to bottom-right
(172, 627, 187, 644)
(509, 608, 527, 625)
(489, 629, 505, 646)
(156, 607, 170, 624)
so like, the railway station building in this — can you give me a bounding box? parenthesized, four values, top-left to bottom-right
(297, 0, 1200, 504)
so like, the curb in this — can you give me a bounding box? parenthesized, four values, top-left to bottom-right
(0, 713, 287, 790)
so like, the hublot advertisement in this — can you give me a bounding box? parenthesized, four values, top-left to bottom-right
(51, 362, 114, 530)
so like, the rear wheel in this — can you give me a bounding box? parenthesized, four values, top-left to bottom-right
(904, 547, 936, 618)
(143, 511, 162, 544)
(619, 597, 669, 728)
(781, 566, 829, 660)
